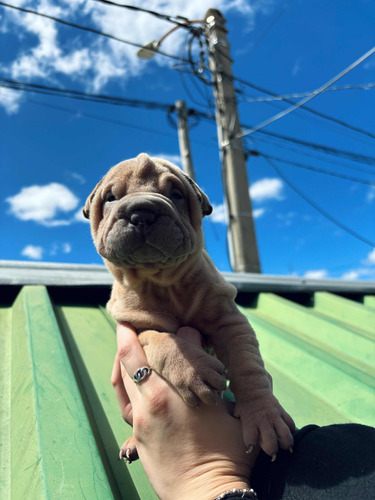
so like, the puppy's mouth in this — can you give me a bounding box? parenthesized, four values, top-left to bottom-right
(99, 213, 195, 268)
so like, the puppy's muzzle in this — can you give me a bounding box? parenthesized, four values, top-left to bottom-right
(116, 195, 174, 228)
(128, 209, 156, 228)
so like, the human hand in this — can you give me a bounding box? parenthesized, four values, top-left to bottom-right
(112, 323, 258, 500)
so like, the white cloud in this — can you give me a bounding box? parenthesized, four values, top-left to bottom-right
(253, 208, 265, 218)
(54, 48, 92, 75)
(250, 178, 284, 202)
(303, 269, 328, 279)
(1, 0, 273, 105)
(22, 244, 43, 260)
(209, 202, 227, 224)
(341, 270, 361, 281)
(292, 56, 302, 76)
(209, 202, 265, 223)
(63, 242, 72, 253)
(74, 208, 90, 223)
(70, 172, 86, 184)
(49, 242, 72, 255)
(367, 185, 375, 202)
(277, 211, 296, 226)
(341, 268, 375, 281)
(6, 183, 79, 226)
(152, 153, 181, 167)
(363, 248, 375, 265)
(0, 87, 22, 114)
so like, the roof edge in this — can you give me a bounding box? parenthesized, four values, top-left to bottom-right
(1, 260, 375, 293)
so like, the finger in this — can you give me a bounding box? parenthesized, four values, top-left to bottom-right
(117, 322, 153, 392)
(176, 326, 203, 347)
(111, 353, 133, 425)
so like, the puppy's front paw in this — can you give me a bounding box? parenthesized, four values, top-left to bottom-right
(142, 333, 227, 407)
(172, 351, 227, 407)
(236, 395, 295, 458)
(119, 436, 138, 464)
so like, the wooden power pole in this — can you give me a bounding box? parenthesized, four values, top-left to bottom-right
(175, 100, 196, 180)
(204, 9, 261, 273)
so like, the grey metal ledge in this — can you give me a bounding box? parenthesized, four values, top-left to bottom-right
(0, 260, 113, 286)
(1, 260, 375, 294)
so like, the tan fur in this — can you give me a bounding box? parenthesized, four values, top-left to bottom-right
(84, 153, 294, 456)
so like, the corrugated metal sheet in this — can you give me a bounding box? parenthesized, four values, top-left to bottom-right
(1, 270, 375, 499)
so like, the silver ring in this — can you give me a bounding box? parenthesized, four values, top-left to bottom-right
(133, 366, 152, 383)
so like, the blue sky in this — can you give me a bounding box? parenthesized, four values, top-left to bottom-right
(1, 0, 375, 280)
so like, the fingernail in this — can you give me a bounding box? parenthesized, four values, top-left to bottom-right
(246, 445, 254, 454)
(289, 446, 293, 454)
(271, 453, 277, 462)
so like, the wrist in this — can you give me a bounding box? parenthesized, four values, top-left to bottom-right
(212, 488, 258, 499)
(173, 472, 251, 500)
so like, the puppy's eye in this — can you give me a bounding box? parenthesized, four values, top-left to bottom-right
(104, 192, 117, 203)
(170, 189, 184, 201)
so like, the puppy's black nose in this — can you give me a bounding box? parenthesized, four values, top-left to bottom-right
(129, 209, 156, 227)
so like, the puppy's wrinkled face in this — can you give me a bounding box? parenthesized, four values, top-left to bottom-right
(84, 153, 212, 269)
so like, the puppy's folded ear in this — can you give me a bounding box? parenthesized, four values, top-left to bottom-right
(83, 179, 103, 219)
(182, 173, 212, 217)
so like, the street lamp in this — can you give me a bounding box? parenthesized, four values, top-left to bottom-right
(136, 20, 202, 60)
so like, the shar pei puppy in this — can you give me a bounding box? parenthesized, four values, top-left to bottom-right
(83, 153, 295, 461)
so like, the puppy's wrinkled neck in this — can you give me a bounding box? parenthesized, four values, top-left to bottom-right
(105, 250, 202, 289)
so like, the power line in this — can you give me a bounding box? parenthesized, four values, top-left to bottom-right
(4, 76, 375, 168)
(0, 78, 176, 110)
(0, 1, 185, 63)
(241, 86, 375, 141)
(0, 86, 215, 148)
(3, 0, 374, 144)
(254, 151, 375, 186)
(235, 46, 375, 139)
(264, 157, 375, 248)
(0, 89, 182, 139)
(240, 82, 375, 103)
(191, 57, 375, 141)
(90, 0, 197, 30)
(255, 127, 375, 166)
(251, 134, 375, 175)
(242, 0, 293, 58)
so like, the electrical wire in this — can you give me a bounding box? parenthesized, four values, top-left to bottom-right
(3, 0, 374, 143)
(240, 82, 375, 103)
(0, 78, 176, 110)
(240, 87, 375, 142)
(254, 151, 375, 186)
(189, 58, 375, 142)
(250, 134, 375, 175)
(90, 0, 198, 30)
(264, 156, 375, 248)
(174, 32, 210, 109)
(3, 77, 375, 168)
(0, 88, 217, 148)
(235, 46, 375, 139)
(242, 0, 293, 58)
(0, 1, 186, 63)
(254, 127, 375, 166)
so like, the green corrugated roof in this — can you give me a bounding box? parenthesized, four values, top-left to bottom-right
(1, 263, 375, 499)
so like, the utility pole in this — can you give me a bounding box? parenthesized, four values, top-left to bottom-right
(203, 9, 261, 273)
(175, 100, 196, 180)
